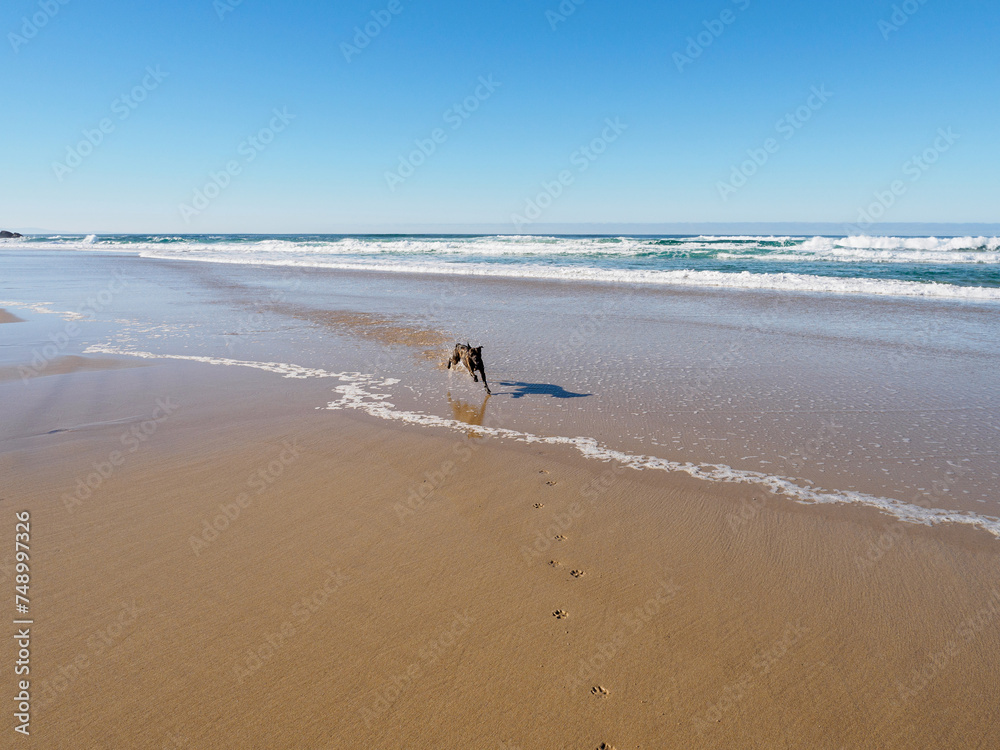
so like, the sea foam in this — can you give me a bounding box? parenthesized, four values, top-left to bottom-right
(7, 233, 991, 301)
(84, 344, 1000, 540)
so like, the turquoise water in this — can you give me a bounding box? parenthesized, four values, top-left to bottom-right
(8, 234, 1000, 299)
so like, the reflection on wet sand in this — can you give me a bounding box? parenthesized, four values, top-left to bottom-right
(447, 391, 490, 437)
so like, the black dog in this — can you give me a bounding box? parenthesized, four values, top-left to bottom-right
(446, 343, 491, 395)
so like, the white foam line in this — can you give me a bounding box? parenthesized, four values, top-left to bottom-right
(0, 300, 87, 321)
(85, 344, 1000, 540)
(130, 254, 1000, 302)
(83, 345, 349, 379)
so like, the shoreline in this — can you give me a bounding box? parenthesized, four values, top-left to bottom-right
(2, 247, 998, 534)
(77, 341, 1000, 543)
(6, 235, 1000, 304)
(4, 357, 999, 747)
(2, 247, 999, 747)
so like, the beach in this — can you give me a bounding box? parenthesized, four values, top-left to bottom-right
(2, 241, 999, 748)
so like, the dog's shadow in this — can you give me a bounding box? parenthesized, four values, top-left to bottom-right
(497, 381, 592, 399)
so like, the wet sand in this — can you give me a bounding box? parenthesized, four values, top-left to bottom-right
(1, 248, 999, 748)
(3, 357, 999, 749)
(0, 354, 143, 382)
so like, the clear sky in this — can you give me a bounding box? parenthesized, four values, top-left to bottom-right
(3, 0, 998, 233)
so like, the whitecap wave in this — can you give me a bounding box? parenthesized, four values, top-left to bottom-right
(12, 234, 1000, 301)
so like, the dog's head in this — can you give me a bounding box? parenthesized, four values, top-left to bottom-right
(469, 346, 484, 366)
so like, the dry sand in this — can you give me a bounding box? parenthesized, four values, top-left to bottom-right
(3, 355, 999, 749)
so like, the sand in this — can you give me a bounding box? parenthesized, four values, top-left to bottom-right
(0, 308, 26, 324)
(1, 356, 997, 749)
(0, 355, 143, 382)
(1, 249, 998, 748)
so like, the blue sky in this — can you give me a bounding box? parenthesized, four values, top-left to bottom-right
(3, 0, 998, 232)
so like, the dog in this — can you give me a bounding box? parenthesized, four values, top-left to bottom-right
(446, 343, 491, 395)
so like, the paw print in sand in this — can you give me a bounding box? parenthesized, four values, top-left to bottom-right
(591, 686, 609, 697)
(553, 609, 568, 619)
(571, 569, 585, 578)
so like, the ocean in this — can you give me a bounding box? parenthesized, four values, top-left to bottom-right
(10, 233, 1000, 301)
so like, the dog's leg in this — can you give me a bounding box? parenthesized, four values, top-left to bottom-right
(479, 367, 491, 395)
(461, 355, 477, 381)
